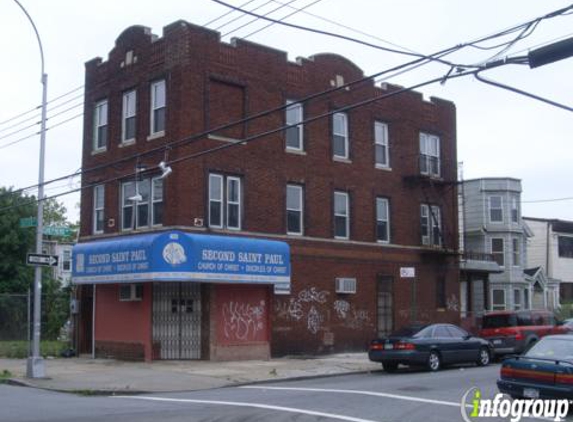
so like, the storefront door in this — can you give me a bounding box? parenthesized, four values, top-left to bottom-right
(152, 282, 201, 359)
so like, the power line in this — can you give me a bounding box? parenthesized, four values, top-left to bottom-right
(213, 0, 275, 31)
(203, 0, 259, 26)
(0, 66, 478, 215)
(0, 84, 83, 127)
(4, 4, 569, 205)
(241, 0, 323, 39)
(221, 0, 300, 37)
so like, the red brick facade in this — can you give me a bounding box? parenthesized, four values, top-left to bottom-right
(78, 21, 460, 359)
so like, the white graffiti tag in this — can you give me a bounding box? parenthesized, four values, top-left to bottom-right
(298, 287, 329, 304)
(333, 300, 350, 319)
(307, 306, 322, 334)
(446, 294, 459, 312)
(222, 300, 265, 341)
(275, 298, 304, 321)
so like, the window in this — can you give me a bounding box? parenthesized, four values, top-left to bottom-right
(433, 326, 451, 338)
(558, 236, 573, 258)
(121, 177, 163, 231)
(421, 204, 441, 246)
(62, 249, 72, 272)
(122, 90, 137, 143)
(489, 196, 503, 223)
(93, 100, 108, 151)
(150, 80, 166, 136)
(511, 196, 519, 223)
(492, 289, 506, 311)
(227, 177, 241, 230)
(93, 185, 104, 234)
(512, 238, 521, 266)
(374, 121, 389, 168)
(419, 132, 440, 176)
(332, 112, 349, 159)
(334, 191, 349, 239)
(446, 325, 468, 339)
(514, 289, 522, 311)
(436, 278, 446, 308)
(524, 289, 530, 310)
(208, 173, 242, 230)
(376, 197, 390, 242)
(491, 238, 505, 267)
(286, 184, 303, 235)
(285, 101, 303, 151)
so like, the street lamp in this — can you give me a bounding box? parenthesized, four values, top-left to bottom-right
(13, 0, 48, 379)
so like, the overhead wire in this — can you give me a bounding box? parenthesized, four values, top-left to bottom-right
(2, 3, 572, 206)
(221, 0, 300, 37)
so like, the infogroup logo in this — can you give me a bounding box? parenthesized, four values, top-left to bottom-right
(460, 387, 569, 422)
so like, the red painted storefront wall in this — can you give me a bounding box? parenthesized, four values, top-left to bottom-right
(94, 284, 153, 361)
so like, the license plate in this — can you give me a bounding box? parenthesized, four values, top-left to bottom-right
(523, 388, 539, 399)
(493, 339, 502, 345)
(384, 344, 394, 350)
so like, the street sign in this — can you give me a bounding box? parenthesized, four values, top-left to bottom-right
(43, 226, 73, 237)
(26, 253, 59, 267)
(19, 217, 37, 228)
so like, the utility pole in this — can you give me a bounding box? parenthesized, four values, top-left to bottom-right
(13, 0, 48, 379)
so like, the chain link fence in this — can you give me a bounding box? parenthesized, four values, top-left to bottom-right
(0, 292, 71, 357)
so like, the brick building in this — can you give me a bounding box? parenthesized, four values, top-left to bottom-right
(73, 21, 460, 361)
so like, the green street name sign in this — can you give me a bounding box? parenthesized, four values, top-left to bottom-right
(19, 217, 37, 228)
(43, 226, 73, 237)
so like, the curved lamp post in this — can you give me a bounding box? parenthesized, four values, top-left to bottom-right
(13, 0, 48, 379)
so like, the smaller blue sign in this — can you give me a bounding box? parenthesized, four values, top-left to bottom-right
(72, 231, 290, 288)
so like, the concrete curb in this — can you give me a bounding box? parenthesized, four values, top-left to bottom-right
(4, 368, 379, 396)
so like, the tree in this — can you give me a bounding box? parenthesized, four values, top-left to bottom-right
(0, 187, 74, 294)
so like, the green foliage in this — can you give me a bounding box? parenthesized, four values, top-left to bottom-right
(0, 340, 67, 359)
(0, 186, 75, 294)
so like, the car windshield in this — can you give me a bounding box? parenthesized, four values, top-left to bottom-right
(390, 325, 428, 338)
(525, 338, 573, 361)
(482, 314, 517, 329)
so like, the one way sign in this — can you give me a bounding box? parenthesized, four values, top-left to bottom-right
(26, 253, 59, 267)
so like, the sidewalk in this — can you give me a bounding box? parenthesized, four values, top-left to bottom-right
(0, 353, 381, 394)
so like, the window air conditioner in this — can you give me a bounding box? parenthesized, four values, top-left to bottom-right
(119, 284, 143, 301)
(335, 277, 357, 294)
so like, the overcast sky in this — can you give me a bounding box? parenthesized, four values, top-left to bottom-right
(0, 0, 571, 223)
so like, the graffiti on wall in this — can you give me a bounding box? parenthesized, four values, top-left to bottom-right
(333, 300, 350, 319)
(222, 300, 266, 342)
(446, 294, 459, 312)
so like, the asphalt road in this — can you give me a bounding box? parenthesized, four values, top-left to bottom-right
(0, 363, 564, 422)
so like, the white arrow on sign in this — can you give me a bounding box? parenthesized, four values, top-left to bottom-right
(26, 253, 59, 267)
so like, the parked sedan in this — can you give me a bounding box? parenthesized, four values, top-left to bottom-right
(498, 335, 573, 400)
(368, 323, 493, 372)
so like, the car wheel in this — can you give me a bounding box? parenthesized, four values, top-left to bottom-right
(477, 347, 490, 366)
(382, 362, 398, 373)
(427, 351, 441, 372)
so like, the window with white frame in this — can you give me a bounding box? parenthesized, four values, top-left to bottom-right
(376, 197, 390, 242)
(62, 249, 72, 272)
(121, 177, 163, 231)
(511, 196, 519, 223)
(374, 121, 389, 168)
(492, 289, 506, 311)
(208, 173, 242, 230)
(489, 196, 503, 222)
(334, 191, 349, 239)
(93, 184, 104, 234)
(491, 238, 505, 267)
(524, 289, 530, 309)
(285, 101, 303, 151)
(332, 112, 349, 159)
(150, 80, 166, 136)
(558, 236, 573, 258)
(514, 289, 521, 310)
(421, 204, 441, 246)
(93, 100, 108, 151)
(419, 132, 440, 177)
(286, 184, 303, 235)
(512, 238, 521, 266)
(122, 90, 137, 143)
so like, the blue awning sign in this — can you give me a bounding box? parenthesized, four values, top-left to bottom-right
(72, 231, 290, 289)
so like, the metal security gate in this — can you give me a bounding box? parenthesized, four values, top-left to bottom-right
(377, 276, 394, 338)
(153, 283, 201, 359)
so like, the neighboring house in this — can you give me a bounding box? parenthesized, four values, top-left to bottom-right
(460, 178, 536, 319)
(524, 217, 572, 302)
(42, 240, 74, 287)
(73, 22, 459, 362)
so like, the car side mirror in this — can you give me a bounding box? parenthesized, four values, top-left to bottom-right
(464, 334, 472, 340)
